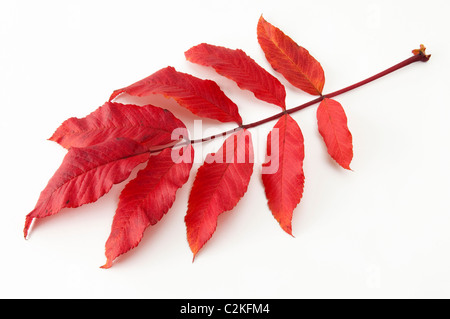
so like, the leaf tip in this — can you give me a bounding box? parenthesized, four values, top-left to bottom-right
(100, 260, 112, 269)
(339, 154, 353, 170)
(190, 244, 200, 262)
(281, 223, 294, 237)
(109, 90, 122, 102)
(257, 15, 269, 34)
(47, 135, 56, 143)
(23, 216, 34, 239)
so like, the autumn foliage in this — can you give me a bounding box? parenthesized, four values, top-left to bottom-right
(25, 15, 425, 268)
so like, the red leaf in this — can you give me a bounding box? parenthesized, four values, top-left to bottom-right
(49, 102, 187, 149)
(185, 43, 286, 109)
(262, 114, 305, 235)
(24, 138, 150, 238)
(109, 66, 242, 125)
(102, 145, 194, 269)
(316, 98, 353, 170)
(257, 15, 325, 96)
(185, 129, 254, 259)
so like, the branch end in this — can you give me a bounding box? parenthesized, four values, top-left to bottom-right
(412, 44, 431, 62)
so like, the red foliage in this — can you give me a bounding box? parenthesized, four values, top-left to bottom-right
(185, 129, 254, 259)
(262, 114, 305, 235)
(257, 16, 325, 96)
(24, 138, 150, 238)
(185, 43, 286, 109)
(50, 102, 187, 149)
(110, 66, 242, 125)
(102, 146, 194, 269)
(317, 98, 353, 170)
(25, 16, 361, 268)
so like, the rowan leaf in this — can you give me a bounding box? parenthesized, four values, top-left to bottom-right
(262, 114, 305, 235)
(185, 43, 286, 109)
(23, 15, 421, 268)
(316, 98, 353, 170)
(185, 129, 254, 260)
(102, 145, 194, 268)
(24, 138, 150, 238)
(109, 66, 242, 125)
(257, 15, 325, 96)
(49, 102, 187, 149)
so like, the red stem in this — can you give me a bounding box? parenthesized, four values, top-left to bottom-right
(156, 50, 429, 151)
(325, 54, 426, 99)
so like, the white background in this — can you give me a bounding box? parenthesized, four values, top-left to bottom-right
(1, 0, 449, 299)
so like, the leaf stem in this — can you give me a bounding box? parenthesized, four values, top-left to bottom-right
(153, 48, 429, 152)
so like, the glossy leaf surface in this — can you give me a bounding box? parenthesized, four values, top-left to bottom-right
(262, 114, 305, 235)
(185, 43, 286, 109)
(185, 129, 254, 259)
(109, 66, 242, 124)
(102, 145, 194, 268)
(50, 102, 187, 149)
(24, 138, 150, 238)
(317, 98, 353, 170)
(257, 15, 325, 95)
